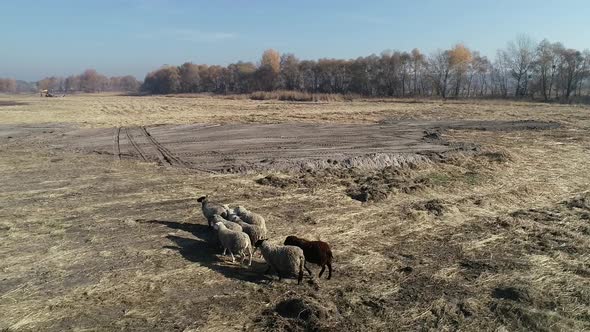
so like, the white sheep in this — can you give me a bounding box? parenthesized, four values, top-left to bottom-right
(235, 220, 266, 246)
(211, 214, 242, 232)
(254, 239, 308, 284)
(197, 195, 229, 227)
(235, 206, 267, 231)
(214, 222, 252, 265)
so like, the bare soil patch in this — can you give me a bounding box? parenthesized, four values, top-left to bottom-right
(0, 100, 29, 107)
(4, 119, 558, 175)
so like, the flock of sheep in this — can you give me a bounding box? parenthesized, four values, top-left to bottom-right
(197, 195, 333, 284)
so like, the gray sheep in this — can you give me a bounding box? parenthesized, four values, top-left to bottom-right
(214, 222, 252, 265)
(235, 206, 267, 231)
(197, 195, 229, 227)
(235, 220, 266, 246)
(211, 214, 242, 232)
(254, 239, 308, 284)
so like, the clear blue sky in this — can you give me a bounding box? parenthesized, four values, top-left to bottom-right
(1, 0, 589, 81)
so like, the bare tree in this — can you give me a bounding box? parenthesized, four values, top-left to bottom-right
(449, 44, 473, 97)
(280, 54, 301, 90)
(178, 62, 200, 93)
(428, 50, 453, 98)
(79, 69, 108, 93)
(0, 78, 17, 93)
(410, 48, 425, 95)
(142, 66, 180, 94)
(257, 49, 281, 91)
(533, 40, 561, 101)
(504, 35, 537, 97)
(557, 48, 586, 101)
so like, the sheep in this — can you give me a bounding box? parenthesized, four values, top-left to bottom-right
(235, 220, 266, 246)
(211, 214, 242, 232)
(254, 239, 309, 284)
(224, 208, 240, 222)
(214, 222, 252, 265)
(235, 206, 267, 231)
(284, 236, 333, 280)
(197, 195, 229, 227)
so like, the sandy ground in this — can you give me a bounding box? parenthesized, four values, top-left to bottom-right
(1, 120, 557, 174)
(1, 94, 590, 331)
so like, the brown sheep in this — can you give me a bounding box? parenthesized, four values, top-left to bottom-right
(284, 236, 333, 280)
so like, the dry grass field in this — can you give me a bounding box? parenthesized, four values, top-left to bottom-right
(1, 93, 590, 331)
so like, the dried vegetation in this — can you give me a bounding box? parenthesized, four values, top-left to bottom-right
(1, 94, 590, 331)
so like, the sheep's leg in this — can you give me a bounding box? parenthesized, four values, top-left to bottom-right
(222, 247, 227, 256)
(271, 264, 282, 281)
(229, 250, 235, 263)
(327, 263, 332, 280)
(247, 246, 253, 266)
(319, 265, 326, 277)
(304, 263, 313, 276)
(240, 250, 246, 265)
(297, 260, 304, 285)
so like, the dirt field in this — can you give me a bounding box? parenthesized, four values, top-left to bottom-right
(1, 93, 590, 331)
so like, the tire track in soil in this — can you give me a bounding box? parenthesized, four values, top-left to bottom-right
(139, 127, 172, 167)
(139, 126, 216, 174)
(124, 128, 148, 162)
(113, 127, 121, 161)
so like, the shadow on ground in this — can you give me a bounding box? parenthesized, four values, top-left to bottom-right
(146, 219, 270, 284)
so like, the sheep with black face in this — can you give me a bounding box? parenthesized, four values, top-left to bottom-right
(197, 195, 229, 228)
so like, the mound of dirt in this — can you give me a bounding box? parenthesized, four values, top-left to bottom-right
(256, 296, 338, 331)
(492, 286, 531, 303)
(256, 166, 430, 203)
(478, 151, 512, 163)
(256, 168, 356, 190)
(412, 199, 446, 216)
(345, 167, 428, 202)
(563, 192, 590, 210)
(256, 174, 299, 189)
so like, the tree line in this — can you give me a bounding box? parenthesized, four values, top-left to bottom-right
(36, 69, 140, 93)
(0, 78, 17, 93)
(141, 36, 590, 102)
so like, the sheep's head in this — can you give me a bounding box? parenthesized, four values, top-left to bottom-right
(254, 239, 266, 248)
(284, 235, 298, 246)
(197, 195, 208, 203)
(235, 206, 248, 216)
(213, 221, 224, 230)
(228, 214, 242, 222)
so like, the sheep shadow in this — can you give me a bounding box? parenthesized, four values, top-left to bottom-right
(146, 219, 270, 284)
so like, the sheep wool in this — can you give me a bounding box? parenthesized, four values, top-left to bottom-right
(235, 206, 267, 231)
(256, 240, 306, 284)
(236, 220, 265, 245)
(212, 214, 242, 232)
(197, 195, 228, 227)
(214, 222, 252, 265)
